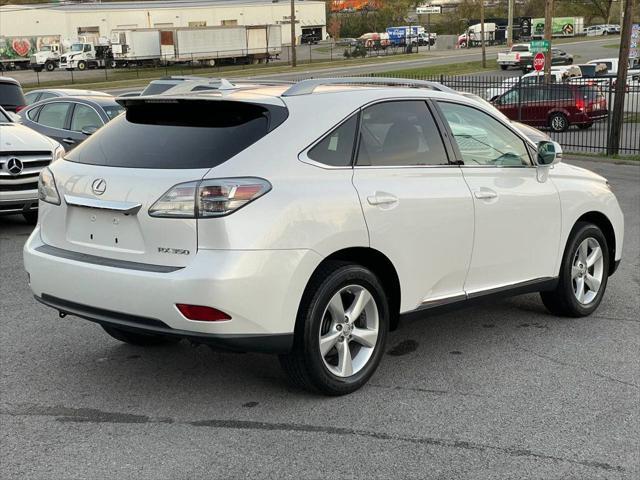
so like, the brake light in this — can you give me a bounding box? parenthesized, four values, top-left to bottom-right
(15, 105, 26, 113)
(515, 53, 520, 61)
(176, 304, 231, 321)
(149, 178, 271, 218)
(576, 98, 585, 111)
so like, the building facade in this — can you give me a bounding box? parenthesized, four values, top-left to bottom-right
(0, 0, 327, 45)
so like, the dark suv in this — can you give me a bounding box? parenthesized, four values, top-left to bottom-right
(0, 76, 27, 113)
(493, 84, 608, 132)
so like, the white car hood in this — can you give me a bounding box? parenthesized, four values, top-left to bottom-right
(0, 123, 57, 152)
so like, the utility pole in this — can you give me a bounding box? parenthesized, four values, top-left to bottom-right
(507, 0, 515, 47)
(608, 0, 634, 155)
(543, 0, 553, 81)
(480, 0, 486, 68)
(290, 0, 297, 68)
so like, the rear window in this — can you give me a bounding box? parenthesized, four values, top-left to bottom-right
(579, 86, 603, 101)
(65, 100, 288, 169)
(140, 82, 175, 96)
(512, 45, 529, 52)
(103, 104, 124, 120)
(0, 82, 26, 108)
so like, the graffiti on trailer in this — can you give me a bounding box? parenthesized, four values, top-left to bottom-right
(0, 36, 60, 59)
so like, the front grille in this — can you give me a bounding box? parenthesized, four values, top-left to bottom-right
(0, 182, 38, 192)
(0, 151, 52, 180)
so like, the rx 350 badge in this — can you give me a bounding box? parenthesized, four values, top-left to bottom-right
(158, 247, 190, 255)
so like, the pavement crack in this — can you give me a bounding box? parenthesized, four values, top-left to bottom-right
(368, 383, 484, 398)
(517, 347, 639, 389)
(0, 403, 625, 473)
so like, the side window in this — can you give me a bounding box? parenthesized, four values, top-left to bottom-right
(438, 101, 531, 167)
(39, 92, 58, 101)
(70, 104, 102, 132)
(36, 102, 71, 130)
(307, 114, 358, 167)
(499, 89, 519, 105)
(26, 106, 42, 121)
(356, 101, 448, 166)
(24, 92, 40, 105)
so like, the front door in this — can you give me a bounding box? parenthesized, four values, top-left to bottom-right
(436, 100, 562, 294)
(351, 100, 474, 311)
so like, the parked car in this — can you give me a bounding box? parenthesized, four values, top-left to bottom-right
(602, 24, 621, 34)
(24, 88, 111, 105)
(19, 96, 124, 149)
(493, 83, 608, 131)
(584, 25, 607, 36)
(521, 49, 573, 71)
(24, 78, 623, 395)
(485, 66, 582, 101)
(0, 106, 64, 223)
(0, 76, 27, 113)
(336, 38, 358, 47)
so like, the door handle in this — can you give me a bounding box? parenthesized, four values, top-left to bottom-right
(473, 189, 498, 200)
(367, 192, 398, 206)
(62, 138, 75, 145)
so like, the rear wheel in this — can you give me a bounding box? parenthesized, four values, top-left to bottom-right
(102, 325, 180, 346)
(541, 222, 609, 317)
(549, 112, 569, 132)
(280, 262, 389, 395)
(500, 64, 508, 70)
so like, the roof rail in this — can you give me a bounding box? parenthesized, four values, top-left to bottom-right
(281, 77, 458, 97)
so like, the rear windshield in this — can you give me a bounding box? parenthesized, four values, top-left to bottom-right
(103, 104, 125, 120)
(0, 83, 26, 108)
(140, 83, 175, 96)
(512, 45, 529, 52)
(579, 86, 604, 101)
(65, 100, 288, 169)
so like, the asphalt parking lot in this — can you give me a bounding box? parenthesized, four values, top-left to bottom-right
(1, 158, 638, 479)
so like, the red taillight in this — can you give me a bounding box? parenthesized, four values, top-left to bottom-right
(575, 98, 585, 111)
(176, 304, 231, 322)
(15, 105, 26, 113)
(515, 53, 520, 61)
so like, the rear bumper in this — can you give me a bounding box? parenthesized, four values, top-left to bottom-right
(24, 227, 322, 350)
(35, 294, 293, 353)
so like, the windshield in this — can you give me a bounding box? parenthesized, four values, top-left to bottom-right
(103, 105, 125, 120)
(40, 45, 52, 52)
(70, 44, 84, 52)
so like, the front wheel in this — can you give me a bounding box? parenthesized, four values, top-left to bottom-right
(280, 262, 389, 395)
(45, 61, 55, 72)
(541, 222, 609, 317)
(77, 60, 87, 71)
(500, 64, 508, 70)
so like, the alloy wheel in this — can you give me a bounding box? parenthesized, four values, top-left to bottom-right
(572, 237, 604, 305)
(318, 285, 379, 378)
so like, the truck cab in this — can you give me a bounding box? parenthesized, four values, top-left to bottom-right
(30, 44, 61, 72)
(59, 42, 111, 71)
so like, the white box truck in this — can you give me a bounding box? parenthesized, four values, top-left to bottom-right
(111, 30, 162, 67)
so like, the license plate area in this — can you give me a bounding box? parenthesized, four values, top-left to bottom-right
(66, 207, 145, 253)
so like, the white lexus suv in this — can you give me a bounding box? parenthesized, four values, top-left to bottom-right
(24, 78, 624, 395)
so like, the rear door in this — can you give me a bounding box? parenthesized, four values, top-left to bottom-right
(30, 101, 73, 144)
(352, 100, 474, 311)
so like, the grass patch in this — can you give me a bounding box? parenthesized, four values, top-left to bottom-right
(624, 113, 639, 123)
(375, 60, 494, 78)
(602, 43, 621, 49)
(566, 151, 640, 162)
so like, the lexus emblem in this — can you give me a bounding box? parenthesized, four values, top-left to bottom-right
(91, 178, 107, 196)
(6, 157, 23, 176)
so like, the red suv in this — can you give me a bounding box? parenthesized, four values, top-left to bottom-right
(492, 84, 608, 132)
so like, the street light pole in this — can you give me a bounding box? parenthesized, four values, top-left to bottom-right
(544, 0, 553, 81)
(290, 0, 297, 68)
(507, 0, 514, 47)
(480, 0, 486, 68)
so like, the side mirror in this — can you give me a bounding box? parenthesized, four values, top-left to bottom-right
(81, 126, 98, 136)
(537, 140, 562, 166)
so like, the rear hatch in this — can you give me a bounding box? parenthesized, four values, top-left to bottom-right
(41, 98, 287, 267)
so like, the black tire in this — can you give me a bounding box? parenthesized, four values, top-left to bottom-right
(541, 222, 610, 317)
(102, 325, 180, 346)
(45, 61, 55, 72)
(500, 64, 508, 70)
(23, 211, 38, 224)
(578, 122, 593, 130)
(549, 112, 569, 132)
(77, 60, 87, 71)
(280, 261, 389, 396)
